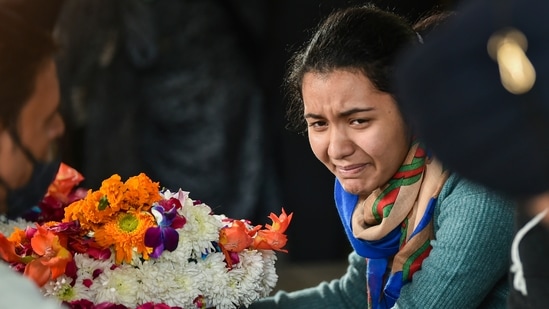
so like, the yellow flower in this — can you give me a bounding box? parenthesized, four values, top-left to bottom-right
(93, 210, 156, 264)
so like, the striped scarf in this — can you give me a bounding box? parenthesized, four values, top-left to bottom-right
(334, 141, 448, 309)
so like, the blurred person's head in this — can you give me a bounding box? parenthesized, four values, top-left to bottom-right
(394, 0, 549, 200)
(0, 0, 65, 217)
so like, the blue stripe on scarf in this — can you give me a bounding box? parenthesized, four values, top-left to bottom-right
(409, 197, 437, 239)
(368, 258, 389, 309)
(334, 178, 423, 309)
(384, 270, 403, 307)
(334, 179, 400, 258)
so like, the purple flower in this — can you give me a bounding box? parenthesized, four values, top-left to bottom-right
(145, 199, 186, 258)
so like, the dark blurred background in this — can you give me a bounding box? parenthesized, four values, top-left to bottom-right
(54, 0, 458, 272)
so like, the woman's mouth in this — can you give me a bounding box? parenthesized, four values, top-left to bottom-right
(336, 164, 368, 177)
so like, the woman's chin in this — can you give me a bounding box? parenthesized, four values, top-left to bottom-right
(339, 179, 373, 196)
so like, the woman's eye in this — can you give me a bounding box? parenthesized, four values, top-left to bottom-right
(308, 121, 327, 128)
(351, 119, 369, 125)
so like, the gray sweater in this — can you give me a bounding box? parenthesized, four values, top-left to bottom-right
(249, 174, 515, 308)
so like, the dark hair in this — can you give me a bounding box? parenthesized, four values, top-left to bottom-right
(0, 7, 57, 131)
(284, 5, 418, 133)
(413, 10, 456, 39)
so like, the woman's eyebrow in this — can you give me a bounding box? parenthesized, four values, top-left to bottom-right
(304, 112, 322, 119)
(304, 107, 374, 119)
(339, 107, 374, 117)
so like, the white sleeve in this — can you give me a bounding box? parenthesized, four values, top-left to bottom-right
(0, 263, 66, 309)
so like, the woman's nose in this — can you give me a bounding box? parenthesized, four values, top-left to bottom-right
(327, 127, 354, 159)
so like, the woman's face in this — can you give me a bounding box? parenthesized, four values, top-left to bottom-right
(0, 59, 64, 189)
(302, 69, 409, 196)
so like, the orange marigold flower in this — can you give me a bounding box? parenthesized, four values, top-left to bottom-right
(99, 174, 126, 210)
(63, 189, 119, 231)
(63, 198, 86, 224)
(124, 173, 162, 211)
(94, 210, 156, 264)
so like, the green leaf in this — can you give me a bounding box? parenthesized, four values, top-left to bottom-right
(98, 196, 109, 210)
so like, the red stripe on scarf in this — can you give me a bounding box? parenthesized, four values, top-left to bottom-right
(393, 166, 425, 179)
(376, 187, 400, 217)
(407, 245, 432, 281)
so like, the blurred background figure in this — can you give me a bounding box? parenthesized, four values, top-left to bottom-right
(0, 0, 65, 219)
(394, 0, 549, 307)
(0, 0, 67, 307)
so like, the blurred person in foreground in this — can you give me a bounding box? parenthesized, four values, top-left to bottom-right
(249, 5, 514, 309)
(394, 0, 549, 308)
(0, 0, 66, 307)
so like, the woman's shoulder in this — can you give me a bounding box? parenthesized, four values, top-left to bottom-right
(440, 172, 513, 202)
(436, 171, 516, 217)
(433, 171, 515, 252)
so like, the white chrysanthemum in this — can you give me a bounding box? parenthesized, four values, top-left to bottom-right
(211, 271, 244, 309)
(195, 252, 241, 309)
(139, 258, 204, 307)
(0, 216, 32, 235)
(215, 214, 230, 224)
(42, 275, 80, 302)
(73, 253, 114, 279)
(132, 260, 162, 304)
(233, 250, 266, 307)
(42, 274, 95, 304)
(259, 250, 279, 296)
(157, 236, 195, 263)
(71, 276, 98, 302)
(239, 250, 265, 280)
(94, 264, 142, 307)
(71, 254, 116, 302)
(177, 203, 223, 254)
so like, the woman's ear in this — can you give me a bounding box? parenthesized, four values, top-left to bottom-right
(399, 111, 415, 144)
